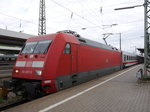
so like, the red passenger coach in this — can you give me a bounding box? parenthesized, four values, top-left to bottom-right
(5, 30, 122, 98)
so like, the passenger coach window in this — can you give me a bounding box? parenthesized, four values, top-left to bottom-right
(64, 43, 71, 54)
(124, 55, 126, 61)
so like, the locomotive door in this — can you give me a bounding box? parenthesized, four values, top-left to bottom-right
(71, 44, 78, 74)
(57, 43, 78, 75)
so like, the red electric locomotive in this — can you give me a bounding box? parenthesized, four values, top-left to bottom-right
(5, 30, 122, 98)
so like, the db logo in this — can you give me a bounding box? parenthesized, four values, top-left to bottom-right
(26, 61, 33, 67)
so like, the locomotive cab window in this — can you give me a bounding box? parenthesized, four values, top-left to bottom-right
(34, 40, 52, 54)
(21, 40, 52, 54)
(64, 43, 71, 54)
(21, 42, 38, 54)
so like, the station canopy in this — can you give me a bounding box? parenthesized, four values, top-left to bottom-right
(0, 28, 34, 54)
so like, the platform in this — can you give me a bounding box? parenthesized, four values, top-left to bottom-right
(4, 64, 150, 112)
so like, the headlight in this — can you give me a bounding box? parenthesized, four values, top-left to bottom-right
(44, 80, 51, 84)
(35, 70, 42, 76)
(15, 69, 20, 73)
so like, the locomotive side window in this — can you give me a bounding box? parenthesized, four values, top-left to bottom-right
(64, 43, 71, 54)
(34, 40, 52, 53)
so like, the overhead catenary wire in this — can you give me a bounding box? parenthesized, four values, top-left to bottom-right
(49, 0, 106, 31)
(66, 0, 75, 29)
(0, 12, 57, 32)
(45, 1, 93, 32)
(0, 0, 143, 38)
(48, 0, 106, 40)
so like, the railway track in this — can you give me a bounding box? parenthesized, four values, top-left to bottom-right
(0, 73, 23, 111)
(0, 69, 12, 87)
(0, 76, 26, 111)
(0, 64, 13, 78)
(0, 70, 12, 75)
(0, 67, 26, 111)
(0, 69, 12, 110)
(0, 65, 14, 70)
(0, 96, 26, 111)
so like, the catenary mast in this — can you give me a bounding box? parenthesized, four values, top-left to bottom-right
(38, 0, 46, 35)
(144, 0, 150, 78)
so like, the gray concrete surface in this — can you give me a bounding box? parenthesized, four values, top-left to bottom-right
(5, 65, 150, 112)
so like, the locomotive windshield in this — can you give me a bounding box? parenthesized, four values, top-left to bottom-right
(21, 40, 52, 54)
(21, 42, 37, 54)
(34, 40, 52, 53)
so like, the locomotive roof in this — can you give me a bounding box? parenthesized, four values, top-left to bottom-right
(26, 31, 120, 52)
(77, 36, 120, 52)
(58, 30, 120, 52)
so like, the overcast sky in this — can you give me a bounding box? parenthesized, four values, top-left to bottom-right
(0, 0, 144, 53)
